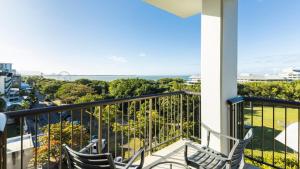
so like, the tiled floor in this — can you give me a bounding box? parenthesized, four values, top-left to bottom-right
(136, 139, 259, 169)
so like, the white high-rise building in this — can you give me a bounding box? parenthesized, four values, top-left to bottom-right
(0, 72, 13, 96)
(0, 63, 13, 96)
(0, 63, 12, 73)
(280, 68, 300, 80)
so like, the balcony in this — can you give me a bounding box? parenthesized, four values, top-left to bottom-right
(1, 91, 299, 169)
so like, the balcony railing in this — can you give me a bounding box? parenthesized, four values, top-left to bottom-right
(228, 97, 300, 169)
(0, 91, 201, 169)
(3, 91, 298, 169)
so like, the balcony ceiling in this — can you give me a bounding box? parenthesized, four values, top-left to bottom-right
(144, 0, 202, 18)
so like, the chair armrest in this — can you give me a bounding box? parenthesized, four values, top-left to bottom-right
(79, 139, 99, 153)
(79, 142, 95, 153)
(185, 142, 228, 162)
(202, 123, 239, 142)
(124, 148, 145, 169)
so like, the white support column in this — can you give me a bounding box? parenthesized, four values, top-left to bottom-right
(201, 0, 238, 154)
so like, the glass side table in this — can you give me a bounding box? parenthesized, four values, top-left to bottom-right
(149, 161, 191, 169)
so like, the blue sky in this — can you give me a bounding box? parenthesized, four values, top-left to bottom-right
(0, 0, 299, 75)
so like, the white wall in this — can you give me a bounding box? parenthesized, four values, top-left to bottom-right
(201, 0, 238, 154)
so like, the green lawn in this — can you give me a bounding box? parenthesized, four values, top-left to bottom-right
(243, 105, 299, 168)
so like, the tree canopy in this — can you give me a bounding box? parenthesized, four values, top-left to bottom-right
(109, 79, 162, 98)
(56, 83, 95, 104)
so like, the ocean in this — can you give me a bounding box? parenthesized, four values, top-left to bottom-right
(43, 75, 190, 82)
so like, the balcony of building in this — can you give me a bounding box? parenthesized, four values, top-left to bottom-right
(0, 91, 300, 169)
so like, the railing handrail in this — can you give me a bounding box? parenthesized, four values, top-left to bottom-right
(228, 96, 300, 169)
(228, 96, 300, 107)
(3, 91, 199, 118)
(1, 91, 202, 169)
(227, 96, 245, 104)
(182, 90, 201, 96)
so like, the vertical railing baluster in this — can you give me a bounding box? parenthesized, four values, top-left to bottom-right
(173, 96, 176, 138)
(133, 101, 136, 154)
(144, 100, 147, 148)
(34, 115, 38, 169)
(0, 122, 6, 169)
(48, 113, 50, 169)
(229, 103, 233, 148)
(199, 95, 201, 141)
(138, 100, 141, 148)
(163, 98, 165, 142)
(175, 95, 178, 137)
(170, 96, 173, 138)
(90, 107, 93, 153)
(298, 108, 300, 169)
(149, 99, 153, 155)
(20, 116, 24, 169)
(238, 103, 240, 138)
(121, 103, 124, 157)
(285, 106, 287, 169)
(115, 104, 117, 157)
(176, 95, 179, 137)
(158, 98, 161, 144)
(232, 104, 235, 139)
(235, 103, 238, 138)
(187, 95, 189, 138)
(80, 109, 83, 150)
(108, 105, 110, 153)
(261, 104, 264, 162)
(127, 102, 130, 157)
(180, 94, 183, 138)
(154, 98, 157, 148)
(60, 112, 63, 169)
(272, 105, 275, 167)
(193, 98, 195, 137)
(98, 106, 103, 153)
(241, 101, 244, 137)
(166, 97, 169, 141)
(251, 101, 254, 158)
(71, 110, 73, 148)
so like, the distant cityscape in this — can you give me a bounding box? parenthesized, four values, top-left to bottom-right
(187, 68, 300, 84)
(1, 63, 300, 168)
(1, 62, 300, 109)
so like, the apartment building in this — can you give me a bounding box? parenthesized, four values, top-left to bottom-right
(0, 63, 13, 96)
(280, 68, 300, 80)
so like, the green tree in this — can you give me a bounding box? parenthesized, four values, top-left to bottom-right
(35, 122, 89, 166)
(21, 100, 31, 109)
(56, 83, 95, 103)
(158, 78, 185, 91)
(75, 79, 92, 85)
(238, 81, 300, 101)
(89, 80, 109, 95)
(109, 79, 160, 98)
(74, 94, 109, 104)
(40, 82, 62, 99)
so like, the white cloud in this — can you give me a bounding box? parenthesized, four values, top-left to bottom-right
(107, 56, 128, 63)
(139, 53, 146, 57)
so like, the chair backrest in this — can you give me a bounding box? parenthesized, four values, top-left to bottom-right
(63, 144, 116, 169)
(229, 128, 253, 169)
